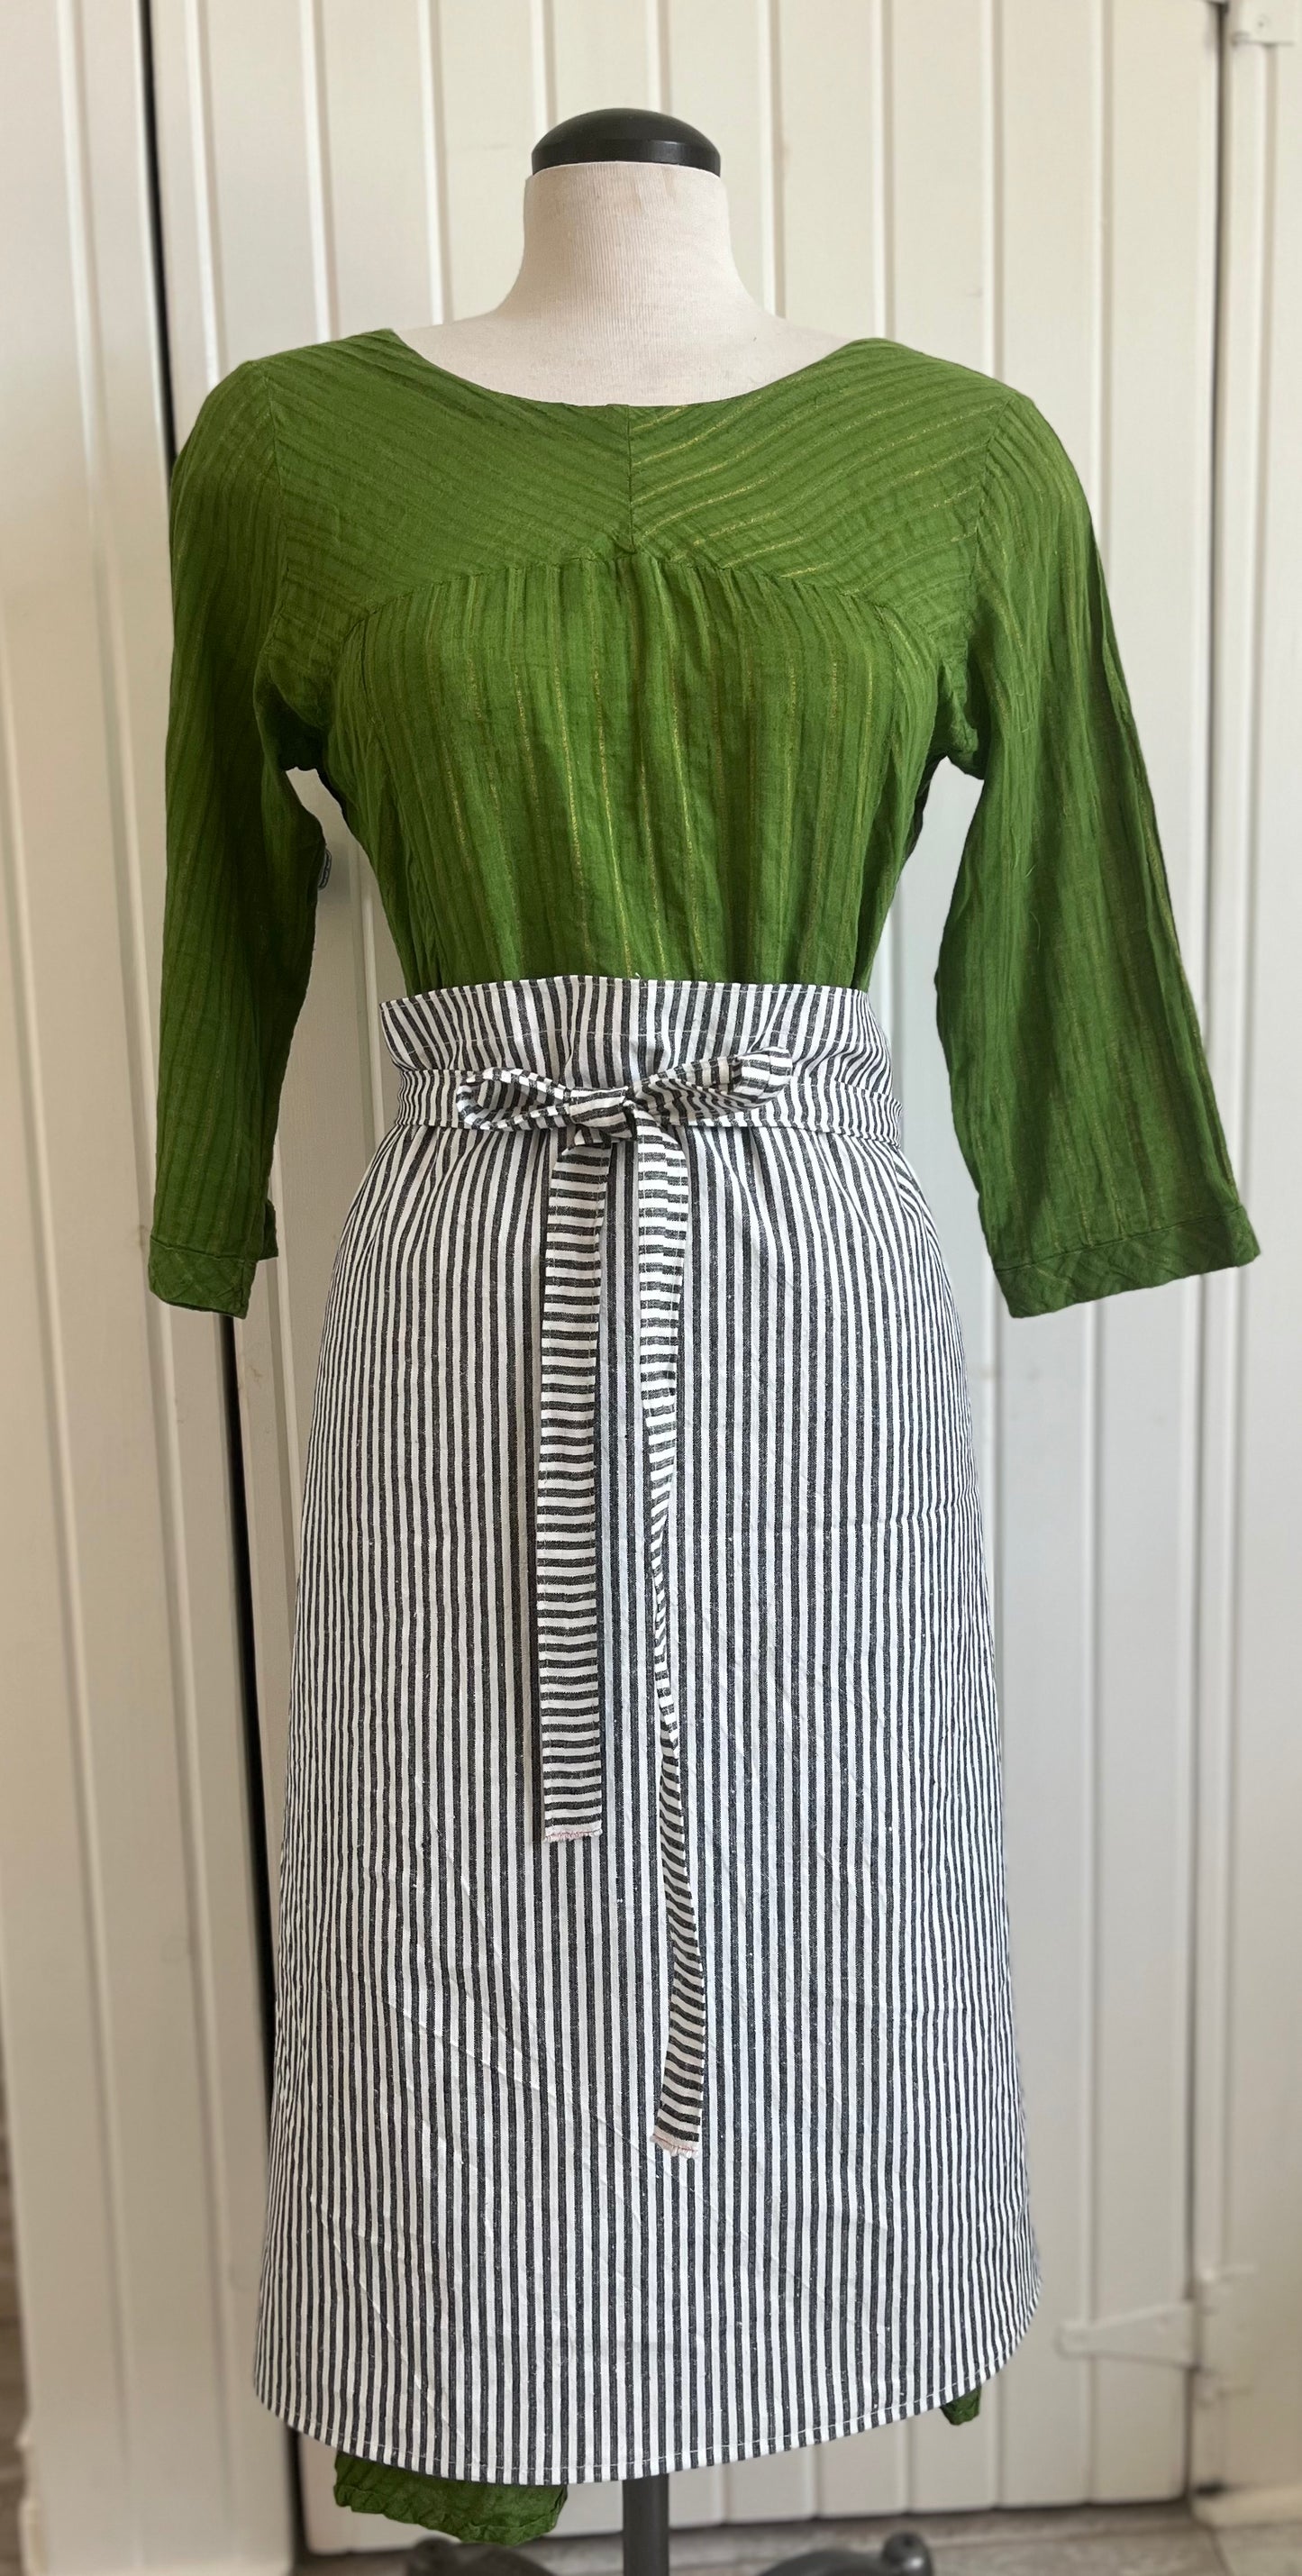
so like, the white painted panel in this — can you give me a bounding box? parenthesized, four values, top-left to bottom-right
(1192, 29, 1302, 2509)
(1088, 0, 1219, 2510)
(776, 0, 884, 339)
(0, 3, 292, 2571)
(665, 0, 774, 310)
(1, 9, 1292, 2576)
(989, 0, 1102, 2518)
(875, 0, 995, 1438)
(440, 0, 544, 314)
(819, 0, 1222, 2529)
(551, 0, 656, 132)
(205, 0, 332, 361)
(318, 0, 440, 340)
(145, 0, 1276, 2553)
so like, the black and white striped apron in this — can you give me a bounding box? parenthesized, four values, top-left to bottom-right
(252, 972, 1041, 2484)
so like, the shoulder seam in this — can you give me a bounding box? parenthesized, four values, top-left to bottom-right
(249, 357, 293, 677)
(966, 384, 1019, 627)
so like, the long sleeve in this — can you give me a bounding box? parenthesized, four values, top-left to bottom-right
(147, 358, 327, 1318)
(934, 390, 1260, 1319)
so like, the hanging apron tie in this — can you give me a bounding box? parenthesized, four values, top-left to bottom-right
(452, 1045, 797, 2155)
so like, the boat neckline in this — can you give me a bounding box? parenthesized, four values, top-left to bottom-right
(373, 325, 881, 416)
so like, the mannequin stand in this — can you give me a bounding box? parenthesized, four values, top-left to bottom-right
(396, 98, 941, 2576)
(407, 2477, 935, 2576)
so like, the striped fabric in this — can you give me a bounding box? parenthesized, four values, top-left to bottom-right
(251, 970, 1042, 2484)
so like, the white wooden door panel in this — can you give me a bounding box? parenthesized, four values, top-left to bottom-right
(776, 0, 882, 341)
(318, 1, 440, 341)
(0, 4, 296, 2571)
(207, 3, 331, 360)
(869, 2, 1216, 2512)
(1191, 28, 1302, 2508)
(988, 6, 1105, 2508)
(3, 9, 1295, 2574)
(439, 6, 542, 314)
(146, 0, 1247, 2548)
(1088, 0, 1219, 2508)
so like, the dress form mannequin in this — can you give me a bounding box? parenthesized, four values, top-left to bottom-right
(394, 110, 851, 408)
(391, 104, 929, 2576)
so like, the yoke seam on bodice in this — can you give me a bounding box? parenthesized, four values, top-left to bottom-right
(328, 546, 931, 674)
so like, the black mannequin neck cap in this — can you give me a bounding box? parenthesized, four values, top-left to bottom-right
(531, 110, 720, 175)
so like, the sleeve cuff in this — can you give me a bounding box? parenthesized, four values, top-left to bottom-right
(148, 1197, 278, 1319)
(995, 1200, 1261, 1319)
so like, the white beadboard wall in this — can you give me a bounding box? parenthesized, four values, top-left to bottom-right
(1191, 23, 1302, 2513)
(0, 5, 1296, 2573)
(0, 5, 295, 2576)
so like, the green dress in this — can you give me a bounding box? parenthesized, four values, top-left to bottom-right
(147, 328, 1258, 2539)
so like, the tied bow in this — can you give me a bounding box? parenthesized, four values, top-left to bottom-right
(454, 1048, 796, 1140)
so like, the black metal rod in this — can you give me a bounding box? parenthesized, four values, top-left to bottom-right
(622, 2473, 670, 2576)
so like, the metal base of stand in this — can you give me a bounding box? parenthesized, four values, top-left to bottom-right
(405, 2476, 934, 2576)
(751, 2543, 934, 2575)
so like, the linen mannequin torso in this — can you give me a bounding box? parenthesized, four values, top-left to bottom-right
(340, 154, 983, 2539)
(391, 158, 850, 407)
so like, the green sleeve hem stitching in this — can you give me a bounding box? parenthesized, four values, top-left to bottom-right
(997, 1202, 1257, 1278)
(995, 1206, 1260, 1315)
(149, 1230, 264, 1261)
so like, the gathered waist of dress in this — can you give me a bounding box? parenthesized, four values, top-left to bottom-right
(378, 971, 903, 1148)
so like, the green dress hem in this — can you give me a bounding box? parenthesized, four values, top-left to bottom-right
(333, 2387, 983, 2540)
